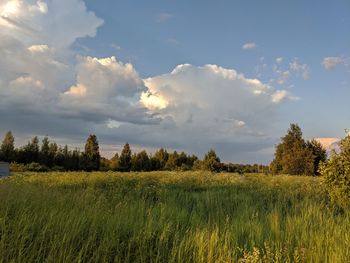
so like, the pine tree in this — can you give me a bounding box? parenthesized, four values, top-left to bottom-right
(0, 131, 15, 162)
(48, 142, 58, 167)
(271, 124, 314, 175)
(40, 136, 50, 166)
(82, 134, 100, 171)
(119, 143, 132, 172)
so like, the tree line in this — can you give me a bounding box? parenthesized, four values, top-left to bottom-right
(0, 131, 268, 173)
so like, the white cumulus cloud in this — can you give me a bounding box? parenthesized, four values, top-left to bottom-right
(321, 57, 344, 70)
(60, 56, 156, 124)
(142, 64, 295, 141)
(276, 57, 283, 64)
(0, 0, 103, 49)
(242, 42, 257, 50)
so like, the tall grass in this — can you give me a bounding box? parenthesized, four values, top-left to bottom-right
(0, 172, 349, 262)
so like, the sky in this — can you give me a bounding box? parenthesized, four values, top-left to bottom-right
(0, 0, 349, 163)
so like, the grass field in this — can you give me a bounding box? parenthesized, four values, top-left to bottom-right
(0, 172, 349, 262)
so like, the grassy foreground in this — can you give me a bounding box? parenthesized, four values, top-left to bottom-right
(0, 172, 349, 262)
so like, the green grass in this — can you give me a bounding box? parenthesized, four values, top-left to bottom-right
(0, 172, 349, 262)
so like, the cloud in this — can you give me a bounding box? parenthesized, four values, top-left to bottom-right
(156, 12, 173, 23)
(242, 42, 257, 50)
(0, 1, 300, 163)
(60, 56, 158, 124)
(136, 64, 296, 161)
(289, 59, 309, 80)
(322, 57, 342, 70)
(0, 34, 68, 113)
(0, 1, 156, 127)
(110, 43, 121, 50)
(321, 56, 350, 70)
(0, 0, 103, 49)
(166, 38, 180, 45)
(276, 57, 283, 64)
(315, 138, 340, 153)
(271, 58, 309, 85)
(271, 90, 298, 103)
(276, 70, 291, 85)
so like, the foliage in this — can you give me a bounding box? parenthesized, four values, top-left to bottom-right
(0, 131, 269, 173)
(17, 136, 40, 164)
(202, 149, 221, 172)
(151, 148, 169, 170)
(222, 163, 269, 174)
(271, 124, 322, 176)
(131, 150, 150, 171)
(119, 143, 132, 172)
(81, 134, 100, 171)
(10, 162, 48, 172)
(0, 131, 15, 162)
(0, 172, 348, 262)
(307, 139, 327, 175)
(320, 134, 350, 209)
(109, 153, 120, 171)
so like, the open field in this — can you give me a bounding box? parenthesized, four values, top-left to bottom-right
(0, 172, 349, 262)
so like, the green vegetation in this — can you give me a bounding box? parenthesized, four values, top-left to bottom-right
(0, 131, 268, 173)
(1, 172, 349, 262)
(321, 134, 350, 210)
(271, 124, 326, 176)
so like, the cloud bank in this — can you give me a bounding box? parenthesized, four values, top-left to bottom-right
(0, 0, 299, 162)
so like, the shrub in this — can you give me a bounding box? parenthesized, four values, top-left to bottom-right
(26, 162, 49, 172)
(320, 135, 350, 209)
(10, 162, 27, 172)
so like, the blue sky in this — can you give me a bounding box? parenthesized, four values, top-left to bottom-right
(81, 0, 350, 135)
(0, 0, 349, 163)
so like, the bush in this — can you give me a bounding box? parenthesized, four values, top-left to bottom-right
(26, 162, 49, 172)
(10, 162, 49, 172)
(51, 166, 65, 172)
(320, 135, 350, 209)
(10, 162, 27, 172)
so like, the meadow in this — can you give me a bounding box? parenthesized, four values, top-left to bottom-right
(0, 172, 349, 262)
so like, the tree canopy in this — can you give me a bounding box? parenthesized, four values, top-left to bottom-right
(271, 124, 326, 176)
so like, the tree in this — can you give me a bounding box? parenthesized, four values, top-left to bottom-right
(39, 136, 50, 166)
(165, 151, 179, 170)
(270, 124, 314, 175)
(306, 139, 327, 175)
(110, 153, 120, 171)
(119, 143, 132, 172)
(131, 150, 150, 171)
(203, 149, 221, 172)
(320, 134, 350, 209)
(81, 134, 100, 171)
(0, 131, 15, 162)
(100, 157, 111, 171)
(48, 142, 58, 167)
(70, 149, 81, 171)
(152, 148, 169, 170)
